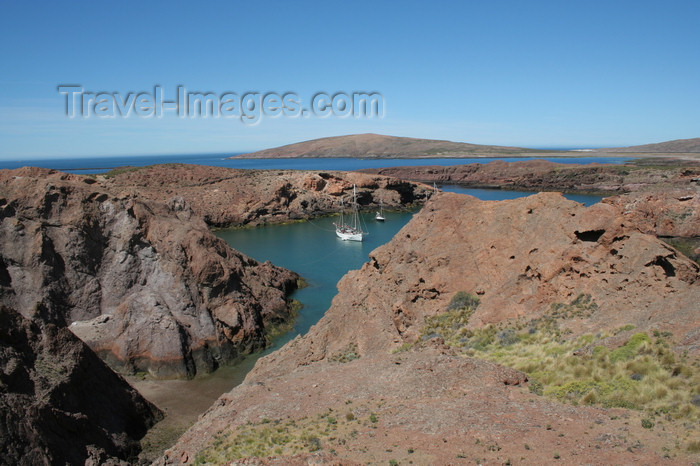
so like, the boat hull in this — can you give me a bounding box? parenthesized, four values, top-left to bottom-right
(335, 228, 363, 241)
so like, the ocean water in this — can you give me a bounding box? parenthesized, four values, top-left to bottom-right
(0, 153, 633, 175)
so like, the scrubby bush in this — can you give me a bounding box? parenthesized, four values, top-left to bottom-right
(446, 291, 480, 311)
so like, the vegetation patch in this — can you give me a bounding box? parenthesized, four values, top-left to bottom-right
(100, 165, 149, 179)
(662, 237, 700, 265)
(193, 403, 390, 464)
(419, 292, 480, 346)
(390, 342, 413, 354)
(417, 294, 700, 423)
(264, 299, 303, 343)
(329, 343, 360, 363)
(446, 291, 481, 311)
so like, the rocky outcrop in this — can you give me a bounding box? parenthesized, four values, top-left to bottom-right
(364, 160, 700, 237)
(0, 305, 162, 465)
(100, 164, 432, 227)
(602, 189, 700, 238)
(362, 159, 700, 195)
(162, 192, 700, 464)
(0, 167, 299, 378)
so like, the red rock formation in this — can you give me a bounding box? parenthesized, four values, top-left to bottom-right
(602, 189, 699, 238)
(0, 305, 162, 464)
(363, 160, 700, 237)
(161, 192, 700, 464)
(0, 168, 299, 378)
(101, 164, 432, 227)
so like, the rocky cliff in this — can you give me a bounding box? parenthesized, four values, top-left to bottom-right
(0, 167, 299, 379)
(0, 305, 162, 465)
(99, 164, 432, 228)
(162, 192, 700, 464)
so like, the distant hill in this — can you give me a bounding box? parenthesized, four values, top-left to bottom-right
(232, 133, 550, 158)
(602, 137, 700, 153)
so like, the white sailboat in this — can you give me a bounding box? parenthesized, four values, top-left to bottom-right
(334, 184, 364, 241)
(375, 196, 385, 221)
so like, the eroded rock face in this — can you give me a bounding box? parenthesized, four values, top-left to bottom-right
(602, 189, 700, 238)
(0, 168, 299, 378)
(162, 192, 700, 464)
(0, 305, 162, 465)
(101, 164, 432, 227)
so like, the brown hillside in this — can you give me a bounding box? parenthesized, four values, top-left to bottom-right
(233, 133, 548, 158)
(603, 137, 700, 153)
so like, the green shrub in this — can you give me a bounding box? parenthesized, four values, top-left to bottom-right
(609, 333, 651, 363)
(329, 343, 360, 363)
(447, 291, 480, 311)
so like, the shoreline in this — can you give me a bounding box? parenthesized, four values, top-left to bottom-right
(232, 151, 699, 160)
(6, 152, 700, 174)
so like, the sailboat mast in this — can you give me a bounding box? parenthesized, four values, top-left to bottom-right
(352, 185, 358, 229)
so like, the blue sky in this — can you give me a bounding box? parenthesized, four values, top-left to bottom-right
(1, 0, 699, 159)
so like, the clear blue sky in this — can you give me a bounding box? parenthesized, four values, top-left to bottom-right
(1, 0, 699, 159)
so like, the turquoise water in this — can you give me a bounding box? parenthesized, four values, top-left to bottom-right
(216, 209, 417, 353)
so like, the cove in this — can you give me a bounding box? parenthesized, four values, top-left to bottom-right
(132, 187, 602, 459)
(216, 187, 601, 353)
(216, 209, 419, 350)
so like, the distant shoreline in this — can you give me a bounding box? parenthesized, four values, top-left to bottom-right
(233, 151, 700, 160)
(3, 153, 698, 175)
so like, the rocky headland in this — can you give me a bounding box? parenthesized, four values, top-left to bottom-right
(163, 192, 700, 464)
(99, 164, 432, 228)
(0, 167, 302, 379)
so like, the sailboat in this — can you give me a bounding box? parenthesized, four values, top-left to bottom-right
(334, 184, 364, 241)
(375, 196, 385, 221)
